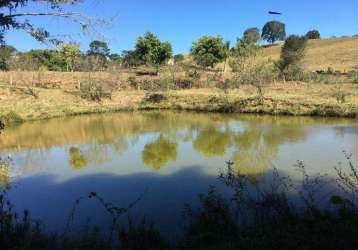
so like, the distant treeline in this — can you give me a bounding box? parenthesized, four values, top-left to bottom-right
(0, 21, 333, 73)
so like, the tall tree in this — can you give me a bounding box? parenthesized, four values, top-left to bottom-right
(262, 21, 286, 44)
(191, 36, 227, 68)
(87, 40, 110, 71)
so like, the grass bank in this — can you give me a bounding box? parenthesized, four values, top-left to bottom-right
(1, 82, 358, 124)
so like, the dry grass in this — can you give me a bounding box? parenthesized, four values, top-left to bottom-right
(0, 82, 357, 123)
(262, 37, 358, 72)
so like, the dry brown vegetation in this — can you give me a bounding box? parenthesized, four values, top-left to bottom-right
(0, 37, 358, 122)
(263, 37, 358, 72)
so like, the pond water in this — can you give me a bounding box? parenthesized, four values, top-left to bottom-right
(0, 111, 358, 236)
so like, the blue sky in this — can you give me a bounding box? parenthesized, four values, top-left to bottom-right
(5, 0, 358, 54)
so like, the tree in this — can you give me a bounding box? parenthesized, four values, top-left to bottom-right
(87, 40, 110, 71)
(0, 1, 107, 44)
(278, 35, 307, 70)
(306, 30, 321, 39)
(0, 45, 16, 70)
(262, 21, 286, 44)
(243, 27, 260, 44)
(88, 40, 110, 57)
(60, 43, 81, 72)
(135, 32, 172, 67)
(190, 36, 228, 68)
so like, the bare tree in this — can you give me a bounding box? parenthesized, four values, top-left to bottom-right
(0, 0, 109, 44)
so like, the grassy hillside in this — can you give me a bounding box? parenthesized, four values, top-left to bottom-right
(263, 37, 358, 72)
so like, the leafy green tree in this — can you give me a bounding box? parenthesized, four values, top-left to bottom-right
(278, 35, 307, 71)
(262, 21, 286, 44)
(135, 32, 173, 67)
(306, 30, 321, 39)
(142, 136, 177, 170)
(0, 45, 16, 71)
(191, 36, 228, 68)
(60, 43, 81, 72)
(243, 27, 260, 44)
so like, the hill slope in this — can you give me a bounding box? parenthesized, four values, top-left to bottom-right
(262, 37, 358, 72)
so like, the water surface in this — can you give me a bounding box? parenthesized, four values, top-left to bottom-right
(1, 111, 358, 235)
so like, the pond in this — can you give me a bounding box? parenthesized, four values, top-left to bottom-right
(0, 111, 358, 236)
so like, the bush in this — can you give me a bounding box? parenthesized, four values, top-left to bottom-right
(80, 82, 110, 102)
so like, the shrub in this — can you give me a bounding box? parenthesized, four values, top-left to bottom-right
(80, 82, 110, 102)
(278, 35, 307, 71)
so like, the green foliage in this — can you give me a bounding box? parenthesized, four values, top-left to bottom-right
(190, 36, 228, 68)
(0, 111, 23, 124)
(60, 43, 81, 72)
(0, 45, 16, 71)
(278, 35, 307, 73)
(135, 32, 173, 66)
(306, 29, 321, 39)
(261, 21, 286, 44)
(233, 38, 261, 59)
(26, 49, 67, 71)
(243, 27, 261, 44)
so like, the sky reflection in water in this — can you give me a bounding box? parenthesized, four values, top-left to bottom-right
(0, 111, 357, 234)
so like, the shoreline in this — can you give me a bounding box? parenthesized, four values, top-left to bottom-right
(1, 84, 358, 125)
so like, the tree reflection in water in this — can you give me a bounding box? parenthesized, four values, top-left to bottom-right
(142, 135, 178, 170)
